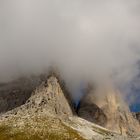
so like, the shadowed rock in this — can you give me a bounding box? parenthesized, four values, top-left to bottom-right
(133, 112, 140, 124)
(0, 76, 42, 113)
(77, 99, 107, 127)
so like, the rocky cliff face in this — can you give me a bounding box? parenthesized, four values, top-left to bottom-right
(77, 86, 140, 136)
(24, 75, 74, 117)
(0, 75, 74, 118)
(133, 112, 140, 124)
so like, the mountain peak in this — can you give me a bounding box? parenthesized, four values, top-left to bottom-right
(25, 75, 73, 116)
(0, 76, 140, 140)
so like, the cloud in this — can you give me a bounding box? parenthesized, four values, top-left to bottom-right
(0, 0, 140, 101)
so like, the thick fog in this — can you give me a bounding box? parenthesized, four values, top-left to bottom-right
(0, 0, 140, 103)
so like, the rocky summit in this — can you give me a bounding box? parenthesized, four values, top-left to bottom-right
(0, 75, 140, 140)
(20, 75, 74, 117)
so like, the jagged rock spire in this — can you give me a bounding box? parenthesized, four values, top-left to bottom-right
(11, 75, 74, 117)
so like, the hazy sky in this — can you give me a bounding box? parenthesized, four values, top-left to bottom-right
(0, 0, 140, 104)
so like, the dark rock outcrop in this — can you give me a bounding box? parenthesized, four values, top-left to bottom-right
(77, 98, 107, 127)
(133, 112, 140, 124)
(0, 76, 42, 113)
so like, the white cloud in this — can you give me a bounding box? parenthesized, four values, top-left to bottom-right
(0, 0, 140, 101)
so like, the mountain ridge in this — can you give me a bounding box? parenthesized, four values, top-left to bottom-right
(0, 74, 140, 140)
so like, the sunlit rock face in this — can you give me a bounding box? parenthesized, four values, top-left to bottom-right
(78, 85, 140, 136)
(24, 76, 74, 117)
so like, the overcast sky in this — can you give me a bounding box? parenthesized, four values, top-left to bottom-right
(0, 0, 140, 105)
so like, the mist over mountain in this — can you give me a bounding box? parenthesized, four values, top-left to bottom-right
(1, 1, 140, 140)
(0, 0, 140, 106)
(0, 73, 140, 140)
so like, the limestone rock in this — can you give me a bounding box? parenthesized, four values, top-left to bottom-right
(78, 86, 140, 136)
(24, 76, 74, 117)
(0, 76, 74, 119)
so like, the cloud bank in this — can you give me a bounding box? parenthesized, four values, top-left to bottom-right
(0, 0, 140, 102)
